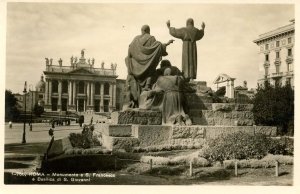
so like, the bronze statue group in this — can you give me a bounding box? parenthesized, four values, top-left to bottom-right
(124, 18, 205, 125)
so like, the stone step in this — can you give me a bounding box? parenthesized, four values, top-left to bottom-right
(189, 110, 254, 126)
(185, 93, 213, 103)
(102, 124, 132, 137)
(111, 110, 162, 125)
(99, 124, 277, 151)
(102, 135, 139, 151)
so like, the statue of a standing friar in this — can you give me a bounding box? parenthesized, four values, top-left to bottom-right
(167, 18, 205, 81)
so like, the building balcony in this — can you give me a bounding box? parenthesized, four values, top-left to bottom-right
(263, 61, 270, 67)
(285, 71, 294, 77)
(274, 58, 281, 65)
(286, 56, 293, 64)
(271, 72, 283, 78)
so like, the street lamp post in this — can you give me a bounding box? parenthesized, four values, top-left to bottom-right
(22, 81, 27, 144)
(29, 85, 33, 131)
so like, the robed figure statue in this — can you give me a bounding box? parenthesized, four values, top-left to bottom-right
(167, 18, 205, 80)
(124, 25, 174, 108)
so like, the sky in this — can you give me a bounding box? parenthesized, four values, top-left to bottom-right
(4, 2, 295, 93)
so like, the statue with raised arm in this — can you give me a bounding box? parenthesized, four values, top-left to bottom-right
(74, 57, 78, 63)
(49, 58, 53, 65)
(58, 58, 63, 66)
(167, 18, 205, 81)
(45, 58, 49, 66)
(101, 61, 104, 69)
(70, 56, 74, 65)
(124, 24, 174, 108)
(92, 58, 95, 65)
(81, 49, 85, 58)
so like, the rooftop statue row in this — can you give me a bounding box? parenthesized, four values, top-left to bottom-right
(124, 18, 205, 125)
(45, 50, 117, 70)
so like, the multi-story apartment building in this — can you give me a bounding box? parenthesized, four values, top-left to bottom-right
(253, 19, 294, 88)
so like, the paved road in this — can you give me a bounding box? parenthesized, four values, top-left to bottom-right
(5, 122, 82, 144)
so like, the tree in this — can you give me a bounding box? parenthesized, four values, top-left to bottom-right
(5, 90, 20, 121)
(252, 82, 294, 135)
(215, 86, 226, 97)
(33, 103, 44, 117)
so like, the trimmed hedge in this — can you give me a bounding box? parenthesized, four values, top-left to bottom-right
(223, 154, 293, 169)
(200, 132, 293, 162)
(132, 143, 203, 153)
(68, 132, 101, 148)
(140, 151, 210, 167)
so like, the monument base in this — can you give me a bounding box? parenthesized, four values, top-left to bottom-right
(111, 110, 162, 125)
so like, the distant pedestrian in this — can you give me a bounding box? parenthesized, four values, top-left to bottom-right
(48, 128, 54, 137)
(9, 121, 12, 129)
(51, 120, 55, 128)
(90, 117, 93, 124)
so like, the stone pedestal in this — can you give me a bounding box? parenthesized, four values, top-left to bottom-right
(111, 110, 162, 125)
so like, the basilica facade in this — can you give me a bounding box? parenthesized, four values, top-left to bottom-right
(36, 50, 125, 113)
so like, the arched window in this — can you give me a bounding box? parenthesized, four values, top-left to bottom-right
(79, 81, 85, 94)
(104, 83, 110, 95)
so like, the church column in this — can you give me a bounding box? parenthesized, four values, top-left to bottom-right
(87, 82, 90, 106)
(49, 79, 52, 105)
(72, 81, 76, 106)
(76, 99, 79, 112)
(113, 83, 117, 110)
(109, 83, 113, 112)
(100, 83, 104, 112)
(84, 99, 86, 112)
(68, 80, 72, 106)
(91, 82, 95, 108)
(45, 79, 49, 105)
(58, 80, 62, 110)
(229, 80, 235, 98)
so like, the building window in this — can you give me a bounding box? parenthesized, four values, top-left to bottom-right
(265, 66, 269, 76)
(287, 63, 293, 72)
(265, 44, 269, 50)
(52, 98, 58, 111)
(276, 41, 280, 47)
(104, 99, 109, 112)
(275, 65, 280, 74)
(95, 82, 100, 95)
(286, 78, 291, 85)
(288, 48, 292, 56)
(52, 80, 58, 93)
(288, 37, 292, 44)
(275, 78, 281, 86)
(104, 83, 110, 95)
(39, 94, 43, 99)
(276, 51, 280, 59)
(78, 81, 85, 94)
(62, 81, 68, 94)
(265, 54, 269, 61)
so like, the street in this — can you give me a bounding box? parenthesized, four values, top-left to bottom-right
(5, 122, 82, 144)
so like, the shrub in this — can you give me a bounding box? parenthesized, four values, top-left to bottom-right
(252, 83, 294, 135)
(140, 156, 170, 165)
(132, 143, 203, 153)
(223, 154, 293, 169)
(68, 132, 101, 149)
(33, 103, 44, 117)
(5, 90, 20, 122)
(140, 151, 211, 167)
(147, 166, 186, 176)
(200, 132, 292, 163)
